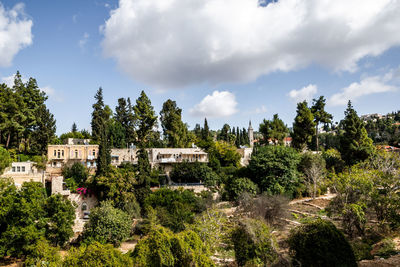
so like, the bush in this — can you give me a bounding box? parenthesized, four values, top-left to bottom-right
(226, 177, 258, 201)
(322, 148, 345, 173)
(288, 218, 357, 267)
(374, 238, 397, 258)
(82, 201, 131, 246)
(231, 218, 278, 266)
(144, 188, 205, 232)
(351, 240, 373, 261)
(24, 238, 62, 267)
(63, 242, 132, 267)
(170, 161, 220, 188)
(131, 225, 214, 267)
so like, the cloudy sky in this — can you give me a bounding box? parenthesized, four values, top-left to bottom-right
(1, 0, 400, 134)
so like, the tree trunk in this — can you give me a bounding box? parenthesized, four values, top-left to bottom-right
(6, 132, 10, 148)
(315, 123, 319, 151)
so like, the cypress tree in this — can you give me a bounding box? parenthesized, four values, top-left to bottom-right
(91, 87, 105, 142)
(71, 122, 78, 133)
(96, 126, 111, 176)
(133, 91, 157, 148)
(292, 101, 316, 151)
(160, 99, 188, 148)
(201, 118, 210, 140)
(311, 96, 332, 151)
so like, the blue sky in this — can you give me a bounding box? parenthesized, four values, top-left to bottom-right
(1, 0, 400, 135)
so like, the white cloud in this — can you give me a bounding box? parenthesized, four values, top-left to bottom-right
(79, 32, 89, 50)
(0, 3, 33, 67)
(101, 0, 400, 88)
(190, 90, 238, 118)
(254, 105, 267, 114)
(288, 84, 317, 103)
(329, 76, 397, 106)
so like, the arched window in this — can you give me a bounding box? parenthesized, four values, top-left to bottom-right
(75, 150, 78, 158)
(82, 202, 87, 211)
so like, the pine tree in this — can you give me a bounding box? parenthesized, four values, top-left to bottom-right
(259, 114, 288, 145)
(91, 87, 106, 142)
(133, 91, 157, 148)
(292, 101, 316, 150)
(160, 99, 189, 148)
(340, 101, 375, 165)
(311, 96, 332, 151)
(31, 105, 56, 155)
(71, 122, 78, 133)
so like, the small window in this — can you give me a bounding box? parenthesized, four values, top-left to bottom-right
(90, 162, 94, 167)
(92, 150, 95, 156)
(75, 150, 78, 158)
(53, 162, 57, 167)
(54, 150, 56, 156)
(62, 150, 64, 157)
(22, 166, 25, 172)
(82, 202, 88, 211)
(57, 150, 60, 158)
(12, 167, 15, 172)
(17, 166, 20, 172)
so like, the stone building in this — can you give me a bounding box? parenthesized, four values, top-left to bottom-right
(47, 143, 99, 176)
(1, 161, 43, 187)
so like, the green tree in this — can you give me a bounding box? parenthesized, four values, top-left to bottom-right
(63, 242, 132, 267)
(226, 177, 259, 201)
(95, 126, 111, 176)
(311, 96, 333, 151)
(71, 122, 78, 133)
(160, 99, 189, 148)
(247, 145, 301, 197)
(288, 218, 357, 267)
(169, 161, 220, 187)
(30, 105, 57, 154)
(259, 113, 288, 145)
(82, 201, 131, 246)
(91, 87, 106, 142)
(131, 226, 214, 267)
(231, 218, 278, 266)
(0, 146, 11, 174)
(24, 238, 62, 267)
(292, 101, 316, 150)
(133, 91, 158, 147)
(340, 101, 375, 165)
(213, 140, 241, 167)
(108, 120, 126, 148)
(201, 118, 210, 140)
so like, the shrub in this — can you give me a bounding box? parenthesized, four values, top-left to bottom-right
(24, 238, 62, 267)
(288, 218, 357, 267)
(374, 238, 397, 258)
(231, 218, 278, 266)
(226, 177, 258, 201)
(131, 225, 214, 267)
(82, 201, 131, 246)
(63, 242, 132, 267)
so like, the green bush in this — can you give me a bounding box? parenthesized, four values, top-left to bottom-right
(231, 218, 278, 266)
(144, 188, 205, 232)
(351, 240, 373, 261)
(82, 201, 131, 246)
(131, 225, 214, 267)
(288, 218, 357, 267)
(226, 177, 258, 201)
(24, 238, 62, 267)
(63, 242, 132, 267)
(170, 161, 220, 188)
(0, 146, 11, 174)
(375, 238, 397, 258)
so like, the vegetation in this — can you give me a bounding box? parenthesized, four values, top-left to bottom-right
(259, 113, 288, 145)
(292, 100, 315, 150)
(288, 218, 357, 267)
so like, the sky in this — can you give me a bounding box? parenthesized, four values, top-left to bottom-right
(1, 0, 400, 135)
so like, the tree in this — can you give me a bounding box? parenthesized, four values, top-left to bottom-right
(71, 122, 78, 133)
(226, 177, 259, 201)
(108, 120, 126, 148)
(247, 145, 301, 197)
(82, 201, 131, 246)
(288, 218, 357, 267)
(340, 101, 375, 165)
(133, 91, 157, 148)
(24, 238, 62, 267)
(300, 152, 326, 198)
(91, 87, 106, 142)
(213, 140, 241, 167)
(96, 126, 111, 176)
(0, 146, 11, 174)
(131, 226, 214, 267)
(292, 101, 315, 150)
(259, 114, 288, 145)
(201, 118, 210, 140)
(311, 96, 332, 151)
(160, 99, 189, 148)
(30, 105, 57, 154)
(169, 161, 220, 187)
(231, 218, 278, 266)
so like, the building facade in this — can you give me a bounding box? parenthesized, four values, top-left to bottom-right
(1, 161, 43, 187)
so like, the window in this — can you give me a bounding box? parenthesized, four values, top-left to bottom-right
(12, 167, 15, 172)
(53, 162, 57, 167)
(75, 150, 78, 158)
(82, 202, 88, 211)
(57, 150, 60, 158)
(62, 150, 64, 157)
(17, 166, 20, 172)
(22, 166, 25, 172)
(90, 162, 94, 167)
(54, 150, 56, 156)
(92, 150, 95, 156)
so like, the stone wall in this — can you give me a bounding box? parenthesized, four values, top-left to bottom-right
(68, 193, 98, 233)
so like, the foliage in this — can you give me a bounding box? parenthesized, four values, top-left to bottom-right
(0, 146, 11, 174)
(133, 90, 158, 148)
(247, 145, 301, 197)
(24, 238, 62, 267)
(259, 114, 288, 145)
(170, 161, 220, 187)
(322, 148, 345, 173)
(288, 219, 357, 267)
(114, 97, 136, 147)
(299, 152, 326, 198)
(292, 101, 316, 150)
(375, 238, 397, 258)
(311, 96, 332, 151)
(82, 201, 132, 246)
(213, 140, 241, 167)
(339, 101, 375, 165)
(62, 162, 88, 190)
(231, 218, 278, 266)
(0, 181, 75, 257)
(95, 125, 111, 176)
(63, 242, 132, 267)
(226, 177, 259, 201)
(131, 225, 214, 267)
(144, 188, 205, 232)
(160, 99, 190, 148)
(91, 87, 108, 142)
